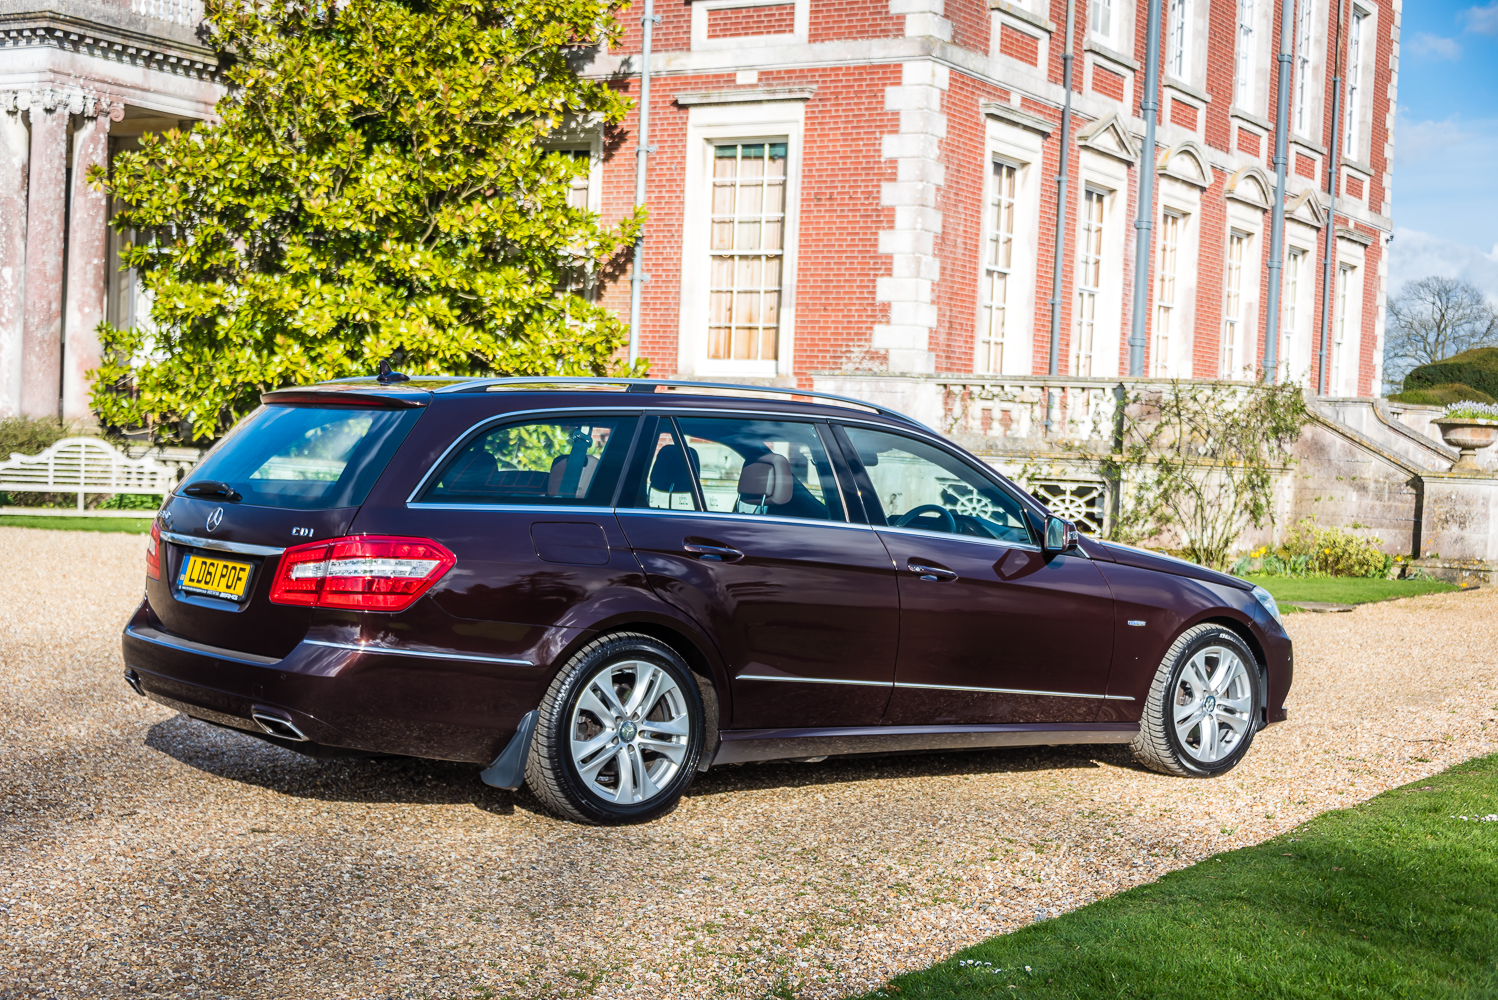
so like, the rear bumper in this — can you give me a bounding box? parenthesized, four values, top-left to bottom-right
(121, 602, 573, 763)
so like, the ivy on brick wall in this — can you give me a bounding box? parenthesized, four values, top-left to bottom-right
(90, 0, 644, 442)
(1106, 380, 1310, 571)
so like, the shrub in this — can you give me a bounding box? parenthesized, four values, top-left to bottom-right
(1387, 382, 1496, 407)
(1403, 346, 1498, 401)
(1282, 521, 1392, 578)
(0, 417, 70, 458)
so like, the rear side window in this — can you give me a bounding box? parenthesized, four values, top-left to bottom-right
(181, 405, 421, 510)
(420, 416, 635, 506)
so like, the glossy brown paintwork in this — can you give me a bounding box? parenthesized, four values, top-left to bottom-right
(876, 531, 1116, 724)
(616, 509, 900, 729)
(121, 381, 1295, 770)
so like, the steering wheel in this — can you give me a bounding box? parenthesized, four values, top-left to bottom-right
(892, 503, 957, 533)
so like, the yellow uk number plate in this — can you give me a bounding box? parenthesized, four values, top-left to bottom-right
(179, 554, 254, 601)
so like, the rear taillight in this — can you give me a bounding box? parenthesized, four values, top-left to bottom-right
(146, 521, 162, 581)
(268, 535, 455, 612)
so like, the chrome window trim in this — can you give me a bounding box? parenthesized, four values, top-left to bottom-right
(873, 524, 1046, 554)
(406, 503, 618, 516)
(160, 532, 285, 557)
(893, 680, 1133, 701)
(301, 639, 532, 666)
(735, 673, 890, 688)
(615, 507, 873, 532)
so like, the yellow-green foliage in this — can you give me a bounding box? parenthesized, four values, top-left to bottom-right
(1282, 520, 1392, 578)
(90, 0, 645, 443)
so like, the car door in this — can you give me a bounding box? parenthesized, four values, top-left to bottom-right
(614, 414, 900, 730)
(834, 423, 1116, 725)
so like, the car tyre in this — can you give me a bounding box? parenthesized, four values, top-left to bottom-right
(1130, 624, 1264, 778)
(526, 632, 705, 824)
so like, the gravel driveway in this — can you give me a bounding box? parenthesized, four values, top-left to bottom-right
(3, 525, 1496, 1000)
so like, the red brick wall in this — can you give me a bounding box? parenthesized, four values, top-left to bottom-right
(1356, 227, 1382, 395)
(1203, 0, 1234, 150)
(1344, 174, 1363, 199)
(1092, 65, 1125, 101)
(1192, 170, 1228, 378)
(1170, 98, 1198, 130)
(706, 4, 796, 38)
(1236, 127, 1261, 157)
(945, 0, 991, 55)
(809, 0, 903, 42)
(1295, 153, 1316, 180)
(614, 0, 691, 52)
(999, 23, 1040, 65)
(793, 65, 904, 378)
(932, 74, 1005, 373)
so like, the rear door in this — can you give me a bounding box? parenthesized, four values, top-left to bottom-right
(834, 423, 1116, 725)
(614, 414, 899, 729)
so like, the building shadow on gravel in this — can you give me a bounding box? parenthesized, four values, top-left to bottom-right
(144, 714, 518, 815)
(147, 713, 1145, 817)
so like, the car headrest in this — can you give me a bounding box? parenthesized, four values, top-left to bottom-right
(547, 453, 598, 498)
(649, 445, 700, 494)
(737, 453, 794, 506)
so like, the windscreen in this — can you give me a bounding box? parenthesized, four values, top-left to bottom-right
(180, 405, 422, 510)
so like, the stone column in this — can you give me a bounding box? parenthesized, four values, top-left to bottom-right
(62, 98, 121, 422)
(19, 90, 69, 419)
(0, 95, 29, 417)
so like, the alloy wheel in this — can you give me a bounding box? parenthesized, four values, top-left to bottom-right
(1172, 645, 1255, 764)
(569, 659, 691, 805)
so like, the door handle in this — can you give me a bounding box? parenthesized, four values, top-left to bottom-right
(908, 562, 958, 582)
(684, 541, 744, 563)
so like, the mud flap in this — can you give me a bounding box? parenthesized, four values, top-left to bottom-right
(479, 710, 538, 791)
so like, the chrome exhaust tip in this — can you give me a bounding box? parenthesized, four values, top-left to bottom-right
(123, 669, 144, 697)
(252, 710, 309, 742)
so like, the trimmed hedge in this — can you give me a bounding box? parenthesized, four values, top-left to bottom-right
(1387, 381, 1497, 406)
(1403, 346, 1498, 399)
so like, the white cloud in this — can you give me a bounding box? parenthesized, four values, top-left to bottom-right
(1388, 229, 1498, 304)
(1392, 114, 1498, 248)
(1394, 115, 1472, 164)
(1463, 2, 1498, 35)
(1408, 32, 1463, 59)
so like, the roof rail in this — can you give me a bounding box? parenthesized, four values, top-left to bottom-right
(430, 377, 931, 430)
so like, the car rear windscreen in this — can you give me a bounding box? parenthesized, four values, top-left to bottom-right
(179, 405, 422, 510)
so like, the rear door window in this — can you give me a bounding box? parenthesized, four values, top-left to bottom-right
(180, 405, 422, 510)
(625, 416, 845, 522)
(419, 416, 635, 506)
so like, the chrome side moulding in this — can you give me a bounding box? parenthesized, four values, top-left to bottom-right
(300, 639, 533, 666)
(124, 625, 282, 666)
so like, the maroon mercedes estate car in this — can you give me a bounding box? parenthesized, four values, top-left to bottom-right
(122, 376, 1292, 823)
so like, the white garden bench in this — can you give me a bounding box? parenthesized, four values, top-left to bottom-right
(0, 437, 180, 512)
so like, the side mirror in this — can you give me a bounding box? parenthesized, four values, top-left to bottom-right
(1043, 516, 1080, 554)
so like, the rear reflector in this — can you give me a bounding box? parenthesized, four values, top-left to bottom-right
(146, 521, 162, 581)
(269, 535, 455, 612)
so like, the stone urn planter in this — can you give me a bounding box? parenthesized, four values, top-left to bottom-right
(1434, 418, 1498, 471)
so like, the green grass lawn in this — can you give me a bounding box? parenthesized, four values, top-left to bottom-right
(850, 755, 1498, 1000)
(1245, 574, 1462, 609)
(0, 514, 152, 533)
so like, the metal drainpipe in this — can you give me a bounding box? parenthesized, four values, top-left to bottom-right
(626, 0, 658, 366)
(1127, 0, 1162, 378)
(1316, 0, 1347, 397)
(1264, 0, 1298, 384)
(1046, 0, 1076, 434)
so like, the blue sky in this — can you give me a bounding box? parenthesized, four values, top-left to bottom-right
(1388, 0, 1498, 299)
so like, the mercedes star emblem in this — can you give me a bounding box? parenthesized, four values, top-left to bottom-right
(205, 507, 224, 533)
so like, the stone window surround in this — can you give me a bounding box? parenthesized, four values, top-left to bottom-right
(1074, 148, 1131, 379)
(1154, 176, 1202, 379)
(674, 97, 806, 379)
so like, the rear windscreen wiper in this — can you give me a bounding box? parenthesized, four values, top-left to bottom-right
(181, 480, 243, 502)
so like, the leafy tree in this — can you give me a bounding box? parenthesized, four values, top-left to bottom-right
(91, 0, 643, 442)
(1383, 277, 1497, 393)
(1107, 381, 1309, 570)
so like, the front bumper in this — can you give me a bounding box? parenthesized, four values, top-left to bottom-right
(121, 601, 574, 763)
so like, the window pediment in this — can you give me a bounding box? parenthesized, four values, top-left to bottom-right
(1225, 165, 1272, 210)
(1076, 112, 1139, 164)
(1156, 140, 1210, 188)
